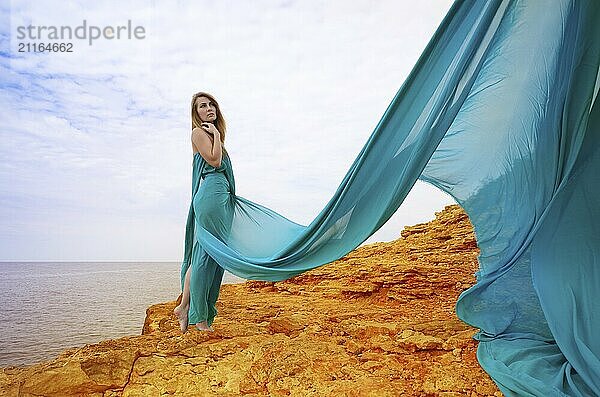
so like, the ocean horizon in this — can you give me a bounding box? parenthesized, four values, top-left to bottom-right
(0, 261, 246, 368)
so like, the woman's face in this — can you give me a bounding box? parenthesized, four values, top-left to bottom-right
(196, 96, 217, 123)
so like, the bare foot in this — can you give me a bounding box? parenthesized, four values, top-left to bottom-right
(195, 321, 214, 332)
(173, 304, 189, 333)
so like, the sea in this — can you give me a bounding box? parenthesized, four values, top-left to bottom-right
(0, 261, 246, 368)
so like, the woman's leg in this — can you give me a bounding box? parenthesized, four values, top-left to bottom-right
(175, 236, 218, 332)
(173, 265, 192, 332)
(181, 265, 192, 307)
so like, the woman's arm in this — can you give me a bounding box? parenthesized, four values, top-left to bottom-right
(192, 124, 222, 167)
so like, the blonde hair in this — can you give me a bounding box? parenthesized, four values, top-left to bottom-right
(191, 92, 228, 156)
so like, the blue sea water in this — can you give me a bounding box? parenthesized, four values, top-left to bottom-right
(0, 261, 246, 367)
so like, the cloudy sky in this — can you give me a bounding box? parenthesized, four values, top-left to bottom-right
(1, 0, 455, 262)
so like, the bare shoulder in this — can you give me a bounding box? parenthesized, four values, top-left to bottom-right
(191, 128, 209, 147)
(191, 128, 219, 166)
(191, 127, 205, 141)
(191, 127, 202, 154)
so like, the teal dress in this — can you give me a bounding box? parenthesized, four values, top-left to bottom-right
(184, 150, 234, 327)
(178, 1, 600, 394)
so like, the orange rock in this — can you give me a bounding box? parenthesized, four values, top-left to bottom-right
(0, 205, 501, 396)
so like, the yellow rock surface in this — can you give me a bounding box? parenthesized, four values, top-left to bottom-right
(0, 205, 501, 396)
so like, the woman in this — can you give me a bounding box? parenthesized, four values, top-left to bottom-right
(173, 92, 235, 332)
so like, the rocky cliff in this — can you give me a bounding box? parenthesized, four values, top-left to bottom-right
(0, 205, 500, 396)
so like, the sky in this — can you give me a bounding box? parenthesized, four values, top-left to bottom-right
(0, 0, 456, 262)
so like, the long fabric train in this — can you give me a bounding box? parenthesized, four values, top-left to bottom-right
(180, 0, 600, 395)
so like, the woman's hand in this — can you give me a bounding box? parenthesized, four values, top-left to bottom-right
(201, 122, 220, 139)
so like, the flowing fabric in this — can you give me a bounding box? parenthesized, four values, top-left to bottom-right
(180, 0, 600, 395)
